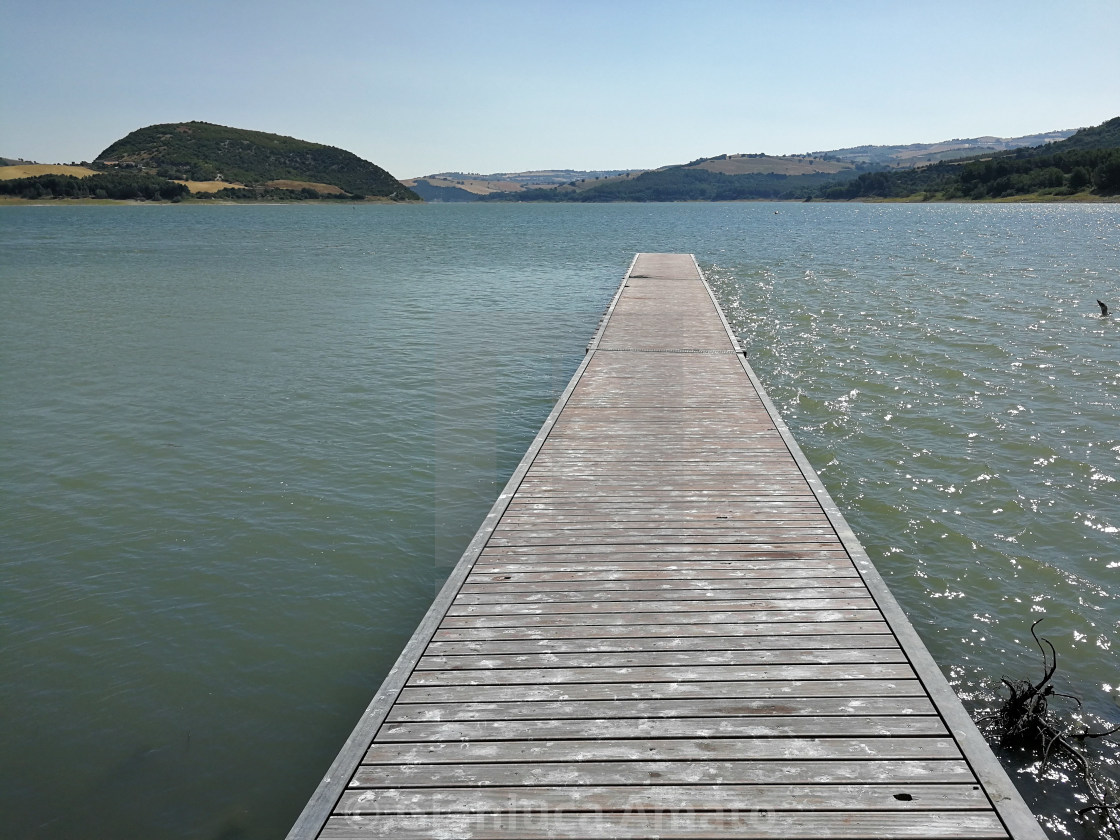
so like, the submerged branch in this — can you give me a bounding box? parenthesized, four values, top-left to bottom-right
(980, 619, 1120, 839)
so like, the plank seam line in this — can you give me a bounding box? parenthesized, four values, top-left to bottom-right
(357, 758, 964, 768)
(596, 348, 742, 354)
(377, 729, 949, 738)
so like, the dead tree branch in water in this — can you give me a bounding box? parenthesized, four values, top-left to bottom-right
(978, 619, 1119, 839)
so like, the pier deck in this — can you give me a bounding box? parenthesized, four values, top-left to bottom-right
(289, 254, 1043, 839)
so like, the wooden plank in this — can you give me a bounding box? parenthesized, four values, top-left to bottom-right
(472, 561, 853, 574)
(488, 529, 842, 541)
(404, 663, 919, 687)
(415, 647, 908, 671)
(454, 586, 868, 603)
(493, 517, 836, 529)
(376, 716, 949, 742)
(363, 737, 963, 765)
(491, 525, 840, 537)
(396, 679, 930, 705)
(437, 609, 886, 629)
(465, 574, 864, 588)
(337, 783, 991, 814)
(431, 621, 894, 643)
(424, 632, 895, 655)
(350, 759, 978, 788)
(384, 696, 938, 722)
(461, 580, 867, 595)
(446, 598, 877, 616)
(477, 543, 846, 556)
(320, 811, 1008, 839)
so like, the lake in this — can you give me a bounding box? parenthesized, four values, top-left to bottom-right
(1, 202, 1116, 839)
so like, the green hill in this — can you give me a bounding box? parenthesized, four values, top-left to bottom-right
(96, 122, 418, 200)
(1019, 116, 1120, 155)
(814, 116, 1120, 201)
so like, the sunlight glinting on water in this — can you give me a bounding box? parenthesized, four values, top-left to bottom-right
(1, 203, 1117, 839)
(704, 205, 1119, 836)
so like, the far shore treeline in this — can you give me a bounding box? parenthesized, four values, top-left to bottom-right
(0, 172, 190, 202)
(3, 117, 1119, 203)
(476, 117, 1120, 203)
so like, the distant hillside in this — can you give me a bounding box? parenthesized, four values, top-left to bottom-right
(96, 122, 418, 200)
(812, 129, 1077, 168)
(814, 116, 1120, 200)
(405, 179, 490, 202)
(405, 168, 641, 201)
(686, 153, 851, 176)
(479, 154, 860, 202)
(432, 129, 1083, 203)
(471, 121, 1115, 203)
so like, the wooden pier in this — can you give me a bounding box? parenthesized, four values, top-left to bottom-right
(288, 254, 1044, 839)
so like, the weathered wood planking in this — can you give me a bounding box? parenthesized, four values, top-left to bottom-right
(288, 254, 1044, 840)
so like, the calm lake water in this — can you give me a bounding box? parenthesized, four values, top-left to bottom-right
(1, 202, 1117, 839)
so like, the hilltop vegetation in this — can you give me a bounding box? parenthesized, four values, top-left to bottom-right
(1037, 116, 1120, 152)
(96, 122, 418, 200)
(816, 117, 1120, 201)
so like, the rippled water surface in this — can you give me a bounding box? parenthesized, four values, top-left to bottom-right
(2, 203, 1117, 839)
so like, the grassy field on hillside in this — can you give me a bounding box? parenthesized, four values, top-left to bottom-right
(0, 164, 99, 180)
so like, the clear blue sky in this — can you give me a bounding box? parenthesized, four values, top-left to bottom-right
(3, 0, 1118, 179)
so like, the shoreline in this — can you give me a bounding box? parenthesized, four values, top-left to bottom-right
(1, 194, 1118, 207)
(0, 196, 417, 206)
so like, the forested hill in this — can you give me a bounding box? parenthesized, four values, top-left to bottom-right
(1037, 116, 1120, 153)
(96, 122, 418, 200)
(814, 117, 1120, 201)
